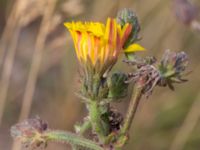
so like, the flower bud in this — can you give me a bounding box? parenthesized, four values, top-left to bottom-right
(117, 8, 141, 49)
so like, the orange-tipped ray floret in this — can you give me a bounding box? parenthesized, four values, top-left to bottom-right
(64, 18, 144, 75)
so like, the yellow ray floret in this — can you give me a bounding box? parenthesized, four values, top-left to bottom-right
(64, 18, 144, 74)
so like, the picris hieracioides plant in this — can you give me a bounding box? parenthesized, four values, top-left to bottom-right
(11, 8, 189, 150)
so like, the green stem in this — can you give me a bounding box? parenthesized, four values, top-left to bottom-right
(114, 85, 143, 149)
(121, 84, 143, 135)
(45, 130, 103, 150)
(73, 121, 91, 150)
(83, 74, 110, 143)
(89, 101, 106, 140)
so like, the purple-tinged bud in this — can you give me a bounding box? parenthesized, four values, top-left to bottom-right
(126, 50, 189, 96)
(158, 50, 189, 90)
(10, 117, 48, 148)
(117, 8, 141, 49)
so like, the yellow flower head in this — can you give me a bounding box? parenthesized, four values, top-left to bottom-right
(64, 18, 144, 75)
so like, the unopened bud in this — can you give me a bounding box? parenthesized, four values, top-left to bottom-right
(117, 8, 140, 49)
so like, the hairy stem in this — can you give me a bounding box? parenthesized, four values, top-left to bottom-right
(120, 84, 143, 135)
(88, 101, 107, 141)
(73, 121, 91, 150)
(114, 85, 143, 149)
(45, 130, 103, 150)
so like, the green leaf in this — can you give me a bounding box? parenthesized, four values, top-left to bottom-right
(108, 72, 129, 100)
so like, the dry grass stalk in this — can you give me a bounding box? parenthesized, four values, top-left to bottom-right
(19, 0, 47, 27)
(0, 27, 21, 126)
(0, 0, 28, 57)
(0, 0, 46, 127)
(18, 0, 57, 122)
(11, 1, 57, 150)
(0, 0, 28, 126)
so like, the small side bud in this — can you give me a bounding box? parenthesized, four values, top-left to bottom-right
(117, 8, 141, 49)
(108, 72, 128, 100)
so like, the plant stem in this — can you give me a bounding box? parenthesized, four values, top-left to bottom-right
(118, 84, 143, 147)
(45, 130, 103, 150)
(88, 101, 107, 140)
(73, 121, 91, 150)
(121, 84, 143, 135)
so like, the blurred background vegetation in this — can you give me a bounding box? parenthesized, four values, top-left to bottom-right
(0, 0, 200, 150)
